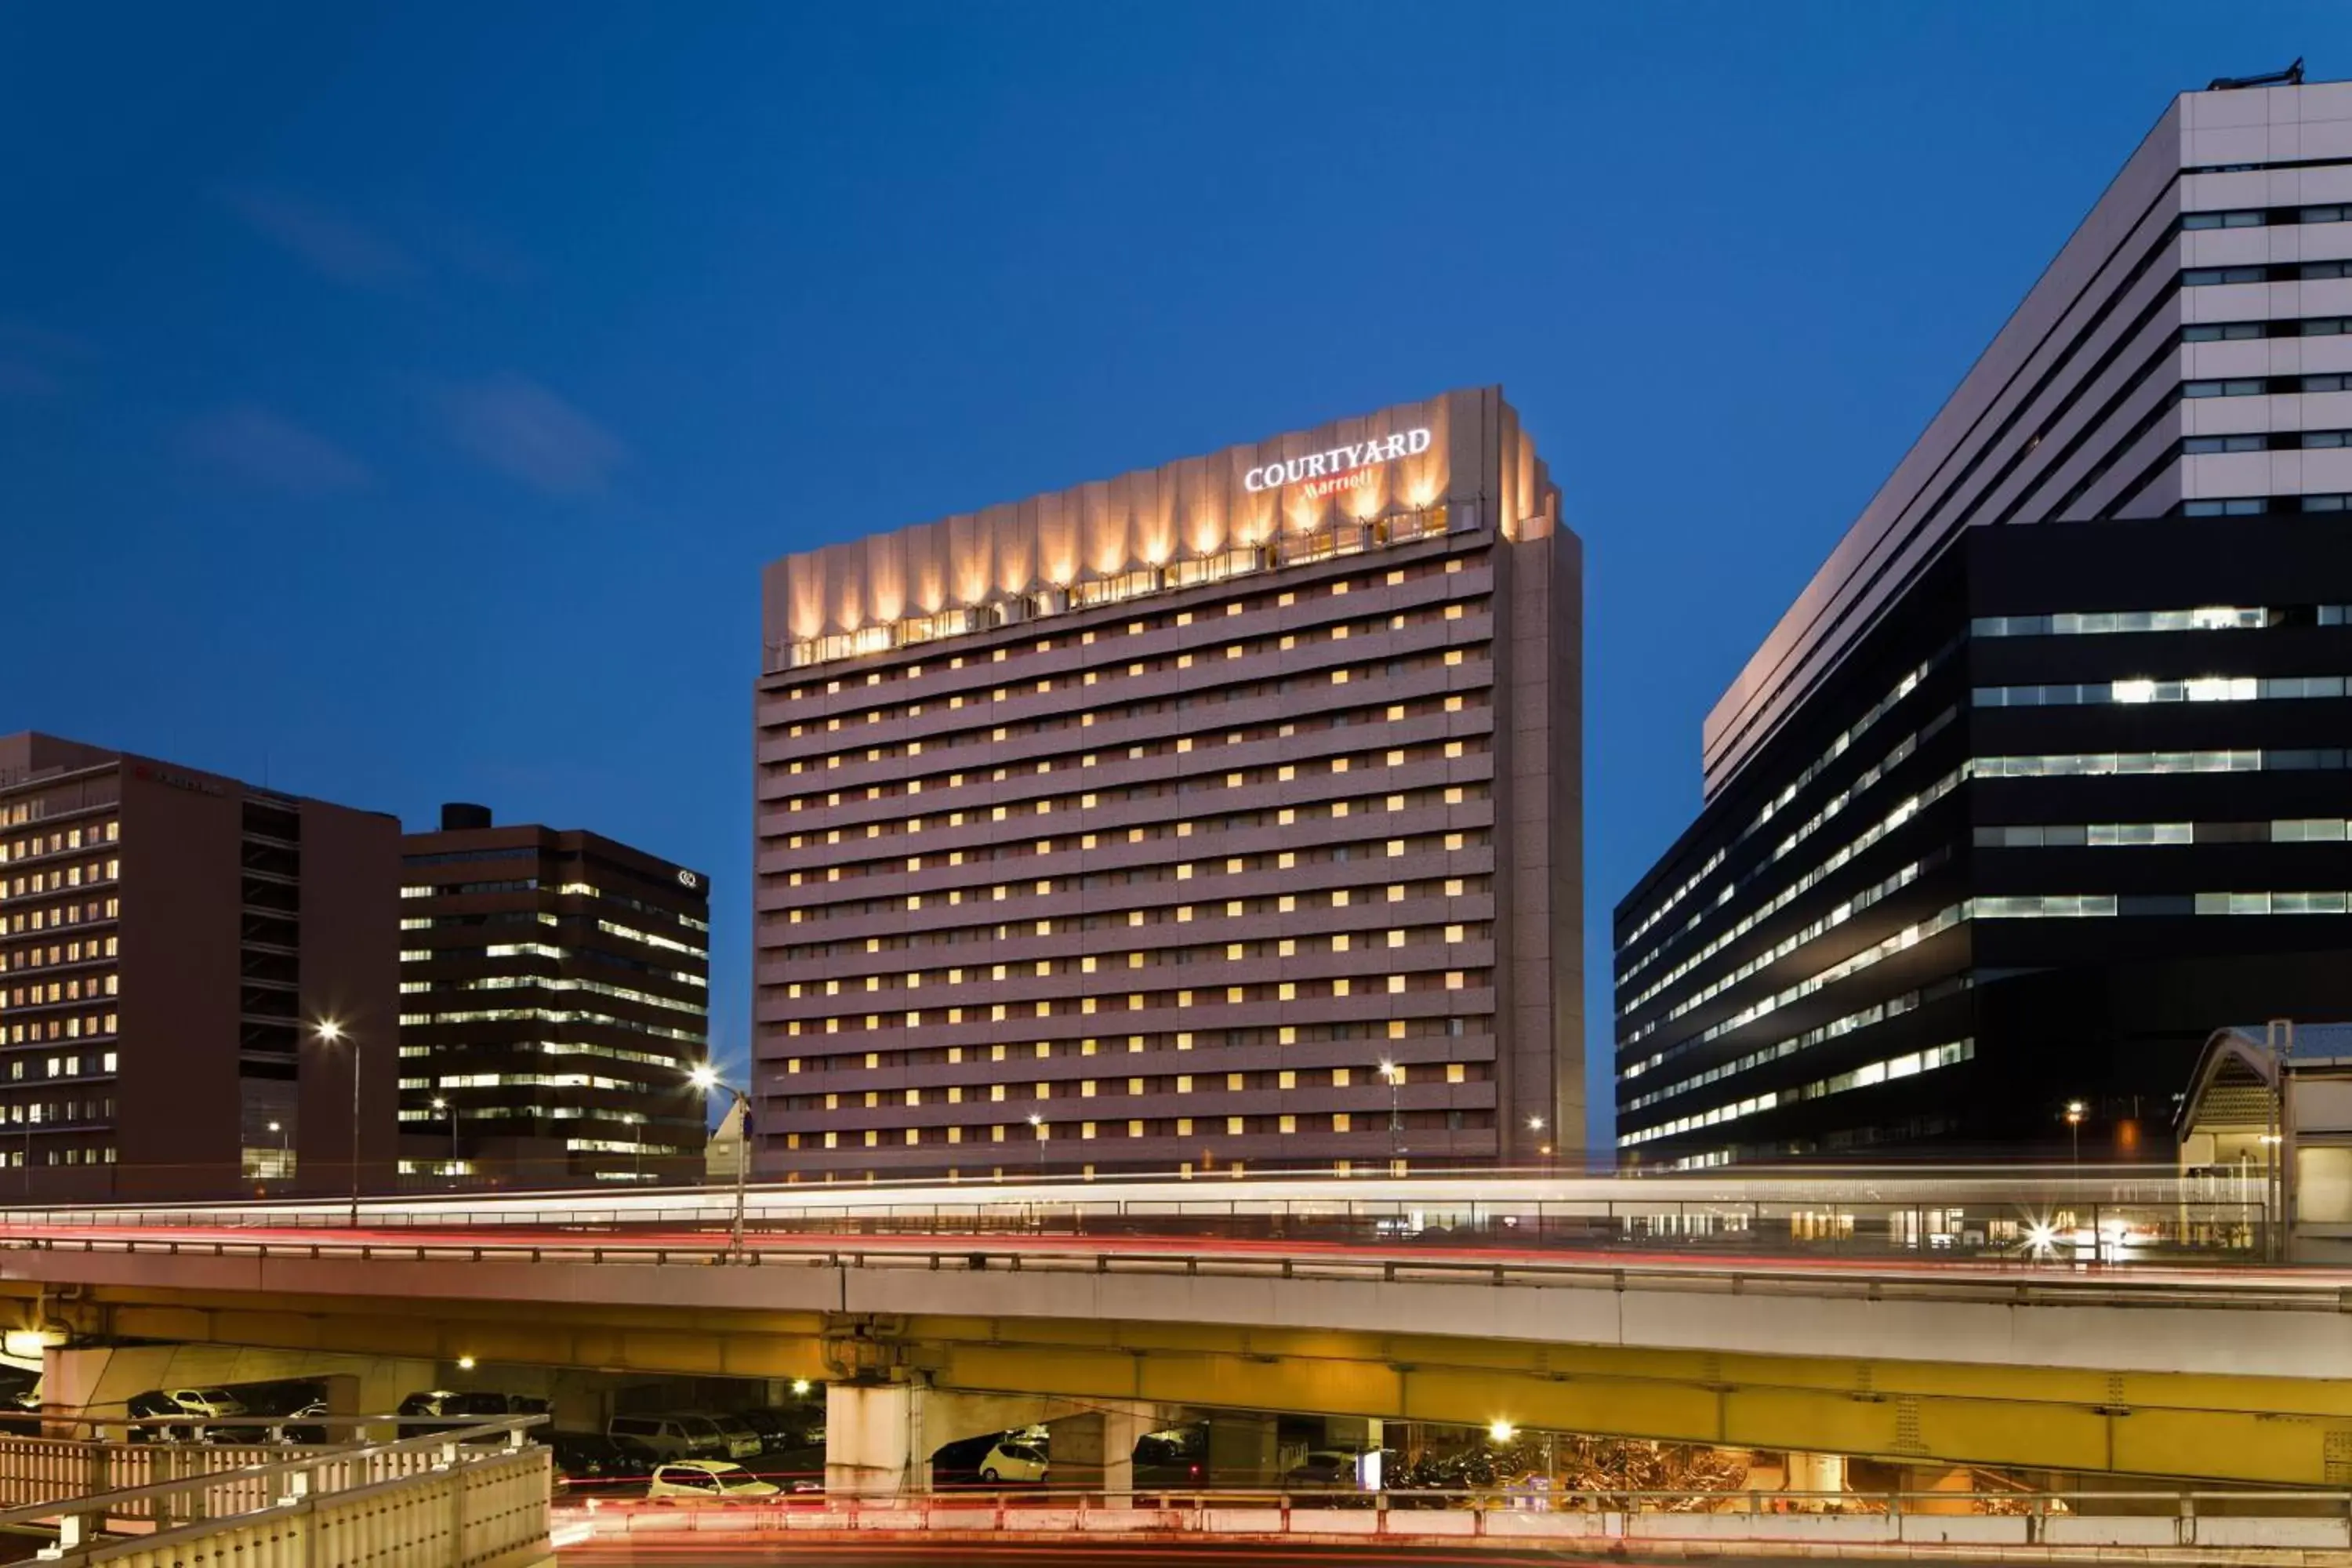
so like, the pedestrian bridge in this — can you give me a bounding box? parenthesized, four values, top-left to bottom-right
(0, 1214, 2344, 1486)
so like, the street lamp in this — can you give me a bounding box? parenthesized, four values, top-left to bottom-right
(1025, 1112, 1045, 1177)
(1378, 1061, 1405, 1169)
(314, 1020, 358, 1229)
(267, 1120, 287, 1181)
(691, 1064, 748, 1259)
(431, 1097, 459, 1171)
(2063, 1100, 2085, 1178)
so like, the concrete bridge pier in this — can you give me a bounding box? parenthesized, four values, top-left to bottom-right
(823, 1381, 1164, 1497)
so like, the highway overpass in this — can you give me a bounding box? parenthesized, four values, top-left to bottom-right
(0, 1184, 2340, 1486)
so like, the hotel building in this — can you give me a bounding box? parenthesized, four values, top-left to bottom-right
(0, 731, 399, 1197)
(396, 803, 712, 1187)
(1615, 73, 2352, 1167)
(753, 387, 1581, 1178)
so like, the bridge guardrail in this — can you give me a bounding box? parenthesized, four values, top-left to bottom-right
(4, 1231, 2344, 1315)
(561, 1484, 2352, 1552)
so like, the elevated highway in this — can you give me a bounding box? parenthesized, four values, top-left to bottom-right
(0, 1195, 2343, 1485)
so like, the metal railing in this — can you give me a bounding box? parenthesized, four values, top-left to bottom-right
(0, 1187, 2278, 1268)
(560, 1484, 2352, 1552)
(4, 1230, 2343, 1313)
(2, 1415, 547, 1564)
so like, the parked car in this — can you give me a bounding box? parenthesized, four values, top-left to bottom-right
(978, 1440, 1048, 1485)
(608, 1414, 727, 1462)
(707, 1414, 765, 1461)
(550, 1432, 653, 1486)
(1132, 1430, 1203, 1489)
(733, 1409, 819, 1454)
(166, 1389, 245, 1419)
(647, 1461, 781, 1501)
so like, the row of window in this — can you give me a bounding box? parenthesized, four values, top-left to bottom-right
(779, 924, 1486, 995)
(0, 822, 118, 864)
(1620, 762, 1964, 1010)
(398, 973, 706, 1018)
(2183, 260, 2352, 285)
(785, 1060, 1479, 1111)
(1975, 818, 2352, 848)
(2183, 315, 2352, 341)
(398, 1007, 706, 1044)
(1969, 605, 2291, 637)
(782, 782, 1486, 848)
(396, 1037, 694, 1070)
(1653, 857, 1932, 1029)
(1975, 673, 2352, 707)
(2, 894, 117, 938)
(779, 553, 1471, 678)
(3, 938, 118, 978)
(770, 692, 1490, 808)
(1617, 654, 1940, 960)
(781, 832, 1489, 926)
(1973, 891, 2352, 917)
(2183, 429, 2352, 452)
(2181, 494, 2352, 516)
(779, 601, 1481, 736)
(2, 860, 118, 902)
(5, 1146, 116, 1167)
(0, 1097, 116, 1126)
(785, 1109, 1483, 1150)
(779, 1018, 1474, 1078)
(781, 735, 1483, 814)
(1623, 980, 1956, 1104)
(397, 880, 710, 933)
(772, 971, 1485, 1036)
(1619, 708, 1956, 993)
(2, 1011, 115, 1045)
(2180, 203, 2352, 230)
(1975, 747, 2350, 776)
(776, 878, 1479, 963)
(2183, 373, 2352, 397)
(1618, 1040, 1975, 1149)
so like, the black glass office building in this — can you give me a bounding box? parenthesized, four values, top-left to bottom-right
(1614, 74, 2352, 1167)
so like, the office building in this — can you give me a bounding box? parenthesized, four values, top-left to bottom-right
(0, 731, 398, 1197)
(1615, 73, 2352, 1167)
(753, 387, 1582, 1178)
(397, 804, 711, 1187)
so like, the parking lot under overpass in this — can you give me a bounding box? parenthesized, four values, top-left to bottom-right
(0, 1234, 2347, 1486)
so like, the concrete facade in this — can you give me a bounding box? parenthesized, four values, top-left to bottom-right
(0, 732, 399, 1199)
(753, 389, 1582, 1178)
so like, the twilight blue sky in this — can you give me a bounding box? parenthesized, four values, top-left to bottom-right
(0, 4, 2337, 1152)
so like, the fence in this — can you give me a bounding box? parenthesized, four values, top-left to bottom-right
(0, 1417, 550, 1567)
(563, 1486, 2352, 1553)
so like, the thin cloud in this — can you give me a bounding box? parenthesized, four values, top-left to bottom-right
(183, 406, 372, 496)
(223, 189, 418, 289)
(442, 376, 626, 497)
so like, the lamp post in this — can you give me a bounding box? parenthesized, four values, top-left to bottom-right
(267, 1120, 287, 1181)
(691, 1065, 748, 1259)
(2063, 1100, 2085, 1178)
(431, 1097, 460, 1171)
(1026, 1112, 1045, 1177)
(314, 1020, 357, 1229)
(1379, 1061, 1405, 1171)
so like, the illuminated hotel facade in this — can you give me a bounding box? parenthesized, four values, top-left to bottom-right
(1615, 74, 2352, 1167)
(753, 388, 1583, 1178)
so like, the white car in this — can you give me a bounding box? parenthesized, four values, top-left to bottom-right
(168, 1389, 245, 1419)
(647, 1461, 781, 1501)
(979, 1440, 1048, 1484)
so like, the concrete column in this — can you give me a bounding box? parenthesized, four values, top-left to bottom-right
(1786, 1450, 1847, 1508)
(1206, 1414, 1277, 1487)
(826, 1382, 929, 1497)
(1051, 1404, 1152, 1502)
